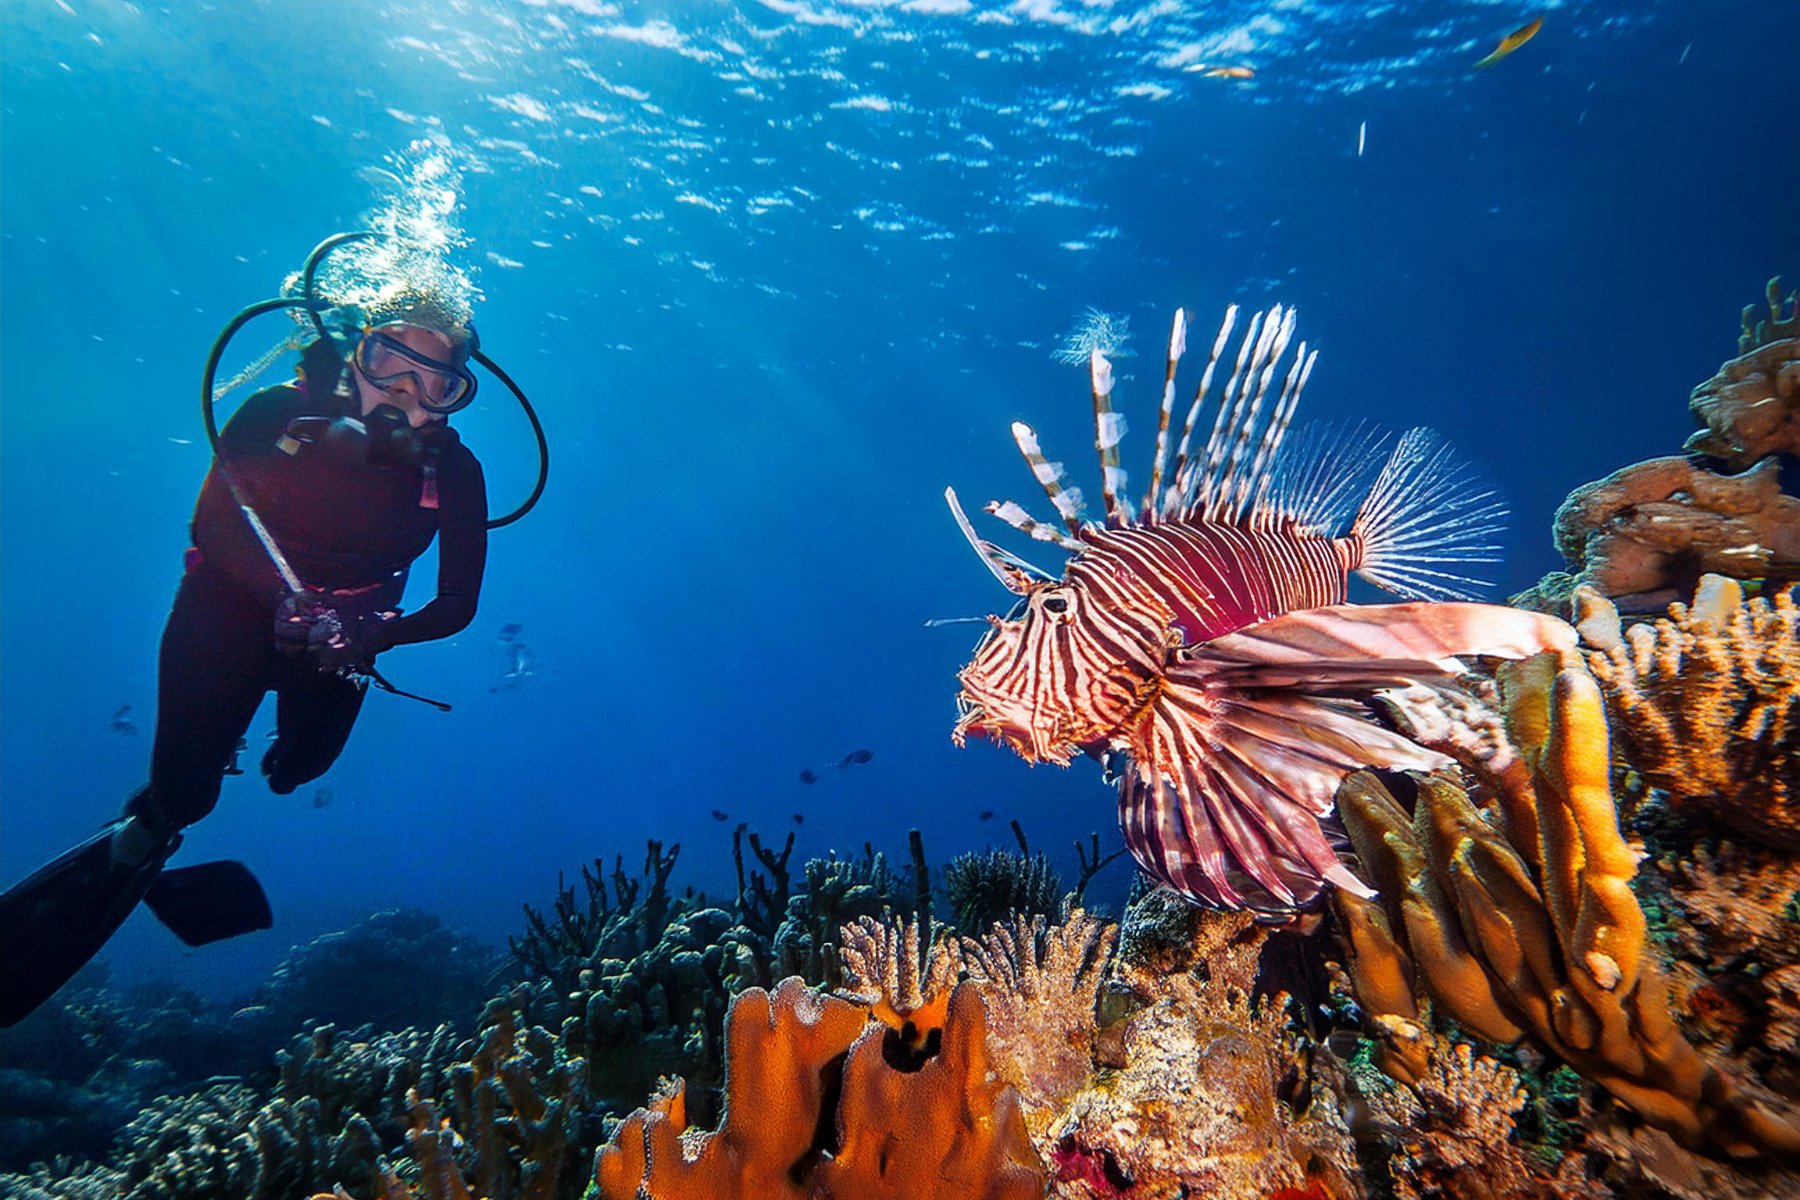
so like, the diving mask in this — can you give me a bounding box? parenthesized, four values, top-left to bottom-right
(353, 325, 477, 414)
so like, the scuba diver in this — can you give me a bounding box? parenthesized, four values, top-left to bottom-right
(0, 234, 547, 1027)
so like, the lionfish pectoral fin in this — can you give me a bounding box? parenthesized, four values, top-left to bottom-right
(1188, 602, 1577, 684)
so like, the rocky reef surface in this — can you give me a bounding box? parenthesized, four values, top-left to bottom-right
(4, 283, 1799, 1200)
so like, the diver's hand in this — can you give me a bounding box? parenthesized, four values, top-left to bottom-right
(274, 595, 363, 675)
(308, 611, 396, 676)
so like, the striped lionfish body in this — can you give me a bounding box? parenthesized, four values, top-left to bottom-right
(949, 303, 1574, 911)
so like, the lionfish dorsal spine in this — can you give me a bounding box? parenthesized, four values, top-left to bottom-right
(1009, 421, 1085, 534)
(1142, 308, 1188, 522)
(1220, 309, 1300, 522)
(1090, 351, 1129, 526)
(1193, 306, 1267, 518)
(1162, 304, 1238, 521)
(1243, 343, 1316, 524)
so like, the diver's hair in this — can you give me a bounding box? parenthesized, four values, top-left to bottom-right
(360, 284, 474, 349)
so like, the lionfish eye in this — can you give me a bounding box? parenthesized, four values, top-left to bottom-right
(1042, 596, 1070, 614)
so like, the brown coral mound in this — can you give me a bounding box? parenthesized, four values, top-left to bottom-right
(1332, 652, 1800, 1159)
(1550, 457, 1800, 603)
(1584, 578, 1799, 847)
(1687, 278, 1800, 471)
(591, 975, 1044, 1200)
(1050, 905, 1359, 1200)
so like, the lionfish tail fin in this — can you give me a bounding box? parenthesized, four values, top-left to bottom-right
(1351, 427, 1507, 600)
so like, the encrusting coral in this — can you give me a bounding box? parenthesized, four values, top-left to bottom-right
(1045, 897, 1360, 1200)
(1687, 277, 1800, 470)
(1581, 577, 1799, 848)
(958, 909, 1117, 1152)
(1548, 456, 1800, 606)
(591, 975, 1044, 1200)
(1330, 650, 1800, 1159)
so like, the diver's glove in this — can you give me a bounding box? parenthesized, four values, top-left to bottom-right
(274, 594, 342, 656)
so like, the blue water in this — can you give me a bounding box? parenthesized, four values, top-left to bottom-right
(2, 0, 1795, 1000)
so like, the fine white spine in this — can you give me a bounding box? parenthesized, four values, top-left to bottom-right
(1351, 427, 1507, 600)
(1165, 304, 1237, 518)
(1193, 307, 1264, 515)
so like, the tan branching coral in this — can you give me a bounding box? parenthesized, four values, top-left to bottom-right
(1048, 903, 1359, 1200)
(1687, 277, 1800, 470)
(958, 909, 1118, 1149)
(591, 976, 1044, 1200)
(836, 913, 963, 1045)
(1360, 1034, 1608, 1200)
(1332, 652, 1800, 1158)
(1550, 456, 1800, 601)
(308, 1008, 587, 1200)
(1583, 578, 1799, 847)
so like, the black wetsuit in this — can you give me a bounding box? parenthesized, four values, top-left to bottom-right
(138, 371, 487, 829)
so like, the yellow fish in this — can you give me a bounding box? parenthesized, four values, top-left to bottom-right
(1473, 16, 1543, 69)
(1201, 66, 1255, 80)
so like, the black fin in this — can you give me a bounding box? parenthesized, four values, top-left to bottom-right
(144, 862, 272, 947)
(0, 824, 169, 1027)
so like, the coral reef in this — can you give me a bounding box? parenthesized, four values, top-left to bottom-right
(837, 912, 963, 1048)
(943, 846, 1065, 934)
(0, 910, 495, 1176)
(1045, 897, 1359, 1200)
(958, 909, 1117, 1150)
(1355, 1034, 1607, 1200)
(1582, 578, 1798, 848)
(1547, 456, 1800, 606)
(1331, 651, 1800, 1158)
(1687, 278, 1800, 470)
(592, 976, 1044, 1199)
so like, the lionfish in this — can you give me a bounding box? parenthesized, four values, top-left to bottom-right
(948, 302, 1574, 911)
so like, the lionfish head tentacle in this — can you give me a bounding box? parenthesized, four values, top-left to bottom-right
(944, 486, 1036, 595)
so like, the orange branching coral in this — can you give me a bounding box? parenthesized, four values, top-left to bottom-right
(1050, 904, 1360, 1200)
(1332, 652, 1800, 1159)
(593, 978, 869, 1199)
(1360, 1035, 1609, 1200)
(592, 976, 1046, 1200)
(1687, 277, 1800, 470)
(958, 909, 1117, 1150)
(1551, 456, 1800, 601)
(1584, 577, 1799, 847)
(836, 913, 962, 1046)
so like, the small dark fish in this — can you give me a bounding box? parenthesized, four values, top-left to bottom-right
(792, 812, 805, 825)
(710, 809, 730, 822)
(836, 748, 873, 768)
(110, 704, 139, 736)
(498, 623, 525, 642)
(799, 769, 819, 785)
(312, 788, 333, 810)
(979, 810, 995, 821)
